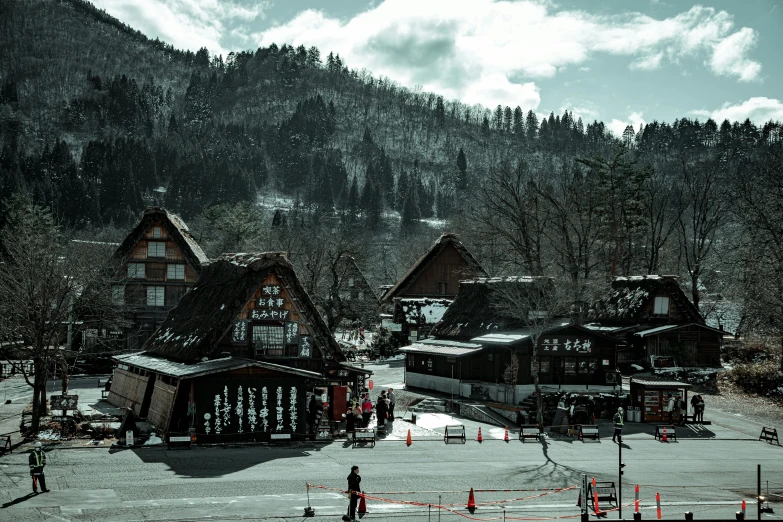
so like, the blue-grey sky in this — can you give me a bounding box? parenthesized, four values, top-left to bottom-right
(91, 0, 783, 136)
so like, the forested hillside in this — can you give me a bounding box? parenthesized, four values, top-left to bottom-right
(2, 0, 783, 338)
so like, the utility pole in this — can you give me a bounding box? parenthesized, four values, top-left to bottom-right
(619, 440, 625, 519)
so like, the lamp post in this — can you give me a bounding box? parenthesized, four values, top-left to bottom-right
(619, 438, 625, 519)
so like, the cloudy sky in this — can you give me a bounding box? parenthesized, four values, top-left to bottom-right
(92, 0, 783, 136)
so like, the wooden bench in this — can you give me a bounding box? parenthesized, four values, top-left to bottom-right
(654, 425, 677, 441)
(588, 481, 617, 507)
(578, 425, 600, 441)
(443, 425, 466, 444)
(519, 425, 541, 442)
(0, 435, 11, 455)
(167, 434, 192, 450)
(352, 428, 375, 448)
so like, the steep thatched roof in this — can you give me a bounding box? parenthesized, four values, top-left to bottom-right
(337, 254, 379, 301)
(381, 233, 487, 303)
(588, 275, 704, 324)
(430, 276, 553, 340)
(114, 206, 208, 270)
(143, 252, 347, 364)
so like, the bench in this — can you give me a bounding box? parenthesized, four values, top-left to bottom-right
(0, 435, 10, 455)
(352, 428, 375, 448)
(578, 425, 600, 442)
(167, 434, 192, 450)
(588, 481, 617, 507)
(654, 425, 677, 441)
(270, 432, 293, 445)
(443, 425, 466, 444)
(518, 425, 541, 442)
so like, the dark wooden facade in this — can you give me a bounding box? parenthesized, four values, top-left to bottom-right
(113, 207, 208, 350)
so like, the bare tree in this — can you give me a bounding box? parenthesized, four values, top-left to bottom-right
(642, 165, 685, 274)
(0, 196, 122, 432)
(676, 156, 726, 308)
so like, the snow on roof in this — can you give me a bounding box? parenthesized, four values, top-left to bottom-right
(462, 276, 551, 285)
(635, 324, 679, 337)
(400, 339, 483, 357)
(471, 331, 531, 344)
(401, 299, 452, 325)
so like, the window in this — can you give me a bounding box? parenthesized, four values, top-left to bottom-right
(146, 286, 165, 306)
(653, 296, 670, 315)
(358, 291, 364, 300)
(348, 278, 355, 288)
(439, 282, 447, 294)
(127, 263, 145, 279)
(252, 325, 285, 356)
(152, 226, 162, 238)
(564, 357, 577, 375)
(167, 264, 185, 280)
(147, 241, 166, 258)
(111, 285, 125, 305)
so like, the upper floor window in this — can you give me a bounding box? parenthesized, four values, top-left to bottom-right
(439, 282, 447, 294)
(152, 226, 162, 238)
(253, 324, 284, 356)
(167, 264, 185, 280)
(127, 263, 145, 279)
(148, 241, 166, 258)
(111, 285, 125, 305)
(653, 296, 670, 316)
(348, 278, 355, 288)
(147, 286, 165, 307)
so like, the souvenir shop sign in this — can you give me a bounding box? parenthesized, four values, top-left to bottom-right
(540, 337, 594, 355)
(299, 336, 313, 357)
(250, 309, 290, 321)
(285, 322, 300, 345)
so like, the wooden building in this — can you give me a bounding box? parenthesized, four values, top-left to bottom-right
(400, 277, 620, 402)
(382, 233, 488, 342)
(585, 275, 723, 368)
(108, 252, 370, 439)
(112, 207, 209, 350)
(335, 254, 380, 326)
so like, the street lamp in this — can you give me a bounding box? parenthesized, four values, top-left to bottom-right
(619, 441, 625, 519)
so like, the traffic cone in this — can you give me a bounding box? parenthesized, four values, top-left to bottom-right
(358, 494, 367, 514)
(467, 487, 476, 514)
(656, 492, 662, 520)
(406, 429, 412, 446)
(477, 427, 483, 443)
(504, 426, 509, 442)
(662, 427, 668, 443)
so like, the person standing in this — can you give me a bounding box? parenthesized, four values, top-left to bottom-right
(361, 394, 373, 427)
(376, 392, 388, 429)
(387, 388, 396, 421)
(664, 393, 675, 424)
(694, 394, 705, 423)
(612, 407, 624, 443)
(29, 442, 49, 494)
(346, 465, 362, 521)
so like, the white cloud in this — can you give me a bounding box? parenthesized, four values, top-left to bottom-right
(90, 0, 270, 56)
(709, 27, 761, 81)
(255, 1, 762, 109)
(608, 111, 647, 138)
(691, 97, 783, 123)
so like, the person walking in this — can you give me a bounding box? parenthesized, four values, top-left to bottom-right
(387, 388, 396, 421)
(694, 394, 705, 423)
(361, 394, 373, 427)
(29, 442, 49, 494)
(345, 465, 362, 521)
(612, 407, 624, 443)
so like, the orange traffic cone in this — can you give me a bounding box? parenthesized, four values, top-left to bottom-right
(662, 427, 668, 443)
(477, 427, 483, 443)
(504, 426, 509, 442)
(467, 487, 476, 513)
(358, 494, 367, 514)
(406, 429, 412, 446)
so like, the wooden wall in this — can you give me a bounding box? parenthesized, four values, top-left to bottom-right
(107, 367, 150, 415)
(148, 374, 177, 430)
(403, 244, 480, 298)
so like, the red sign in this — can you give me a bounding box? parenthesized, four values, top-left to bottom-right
(368, 380, 374, 390)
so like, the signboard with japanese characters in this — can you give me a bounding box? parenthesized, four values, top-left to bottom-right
(298, 336, 313, 358)
(196, 379, 303, 438)
(256, 295, 287, 309)
(249, 309, 290, 321)
(540, 337, 594, 355)
(50, 394, 79, 410)
(232, 320, 247, 342)
(285, 321, 300, 346)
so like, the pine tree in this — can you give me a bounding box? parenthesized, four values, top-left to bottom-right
(435, 96, 446, 127)
(513, 106, 524, 135)
(400, 184, 420, 236)
(346, 175, 360, 220)
(504, 106, 513, 133)
(494, 105, 503, 130)
(526, 111, 539, 141)
(481, 115, 490, 135)
(395, 170, 409, 211)
(456, 147, 467, 189)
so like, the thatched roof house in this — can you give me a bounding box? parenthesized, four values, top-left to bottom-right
(381, 233, 487, 304)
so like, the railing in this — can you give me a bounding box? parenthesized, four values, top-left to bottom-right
(128, 251, 184, 261)
(146, 268, 166, 281)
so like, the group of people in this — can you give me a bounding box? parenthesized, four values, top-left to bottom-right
(341, 327, 366, 344)
(665, 393, 706, 425)
(346, 388, 396, 432)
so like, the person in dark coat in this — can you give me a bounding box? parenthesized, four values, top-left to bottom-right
(361, 394, 373, 427)
(387, 388, 396, 421)
(345, 408, 356, 433)
(346, 465, 362, 521)
(29, 442, 49, 493)
(376, 392, 388, 429)
(308, 394, 319, 433)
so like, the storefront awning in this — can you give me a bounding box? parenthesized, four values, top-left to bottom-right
(400, 339, 483, 357)
(630, 377, 692, 388)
